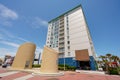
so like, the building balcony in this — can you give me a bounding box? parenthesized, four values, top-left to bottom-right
(59, 27, 64, 31)
(59, 29, 64, 32)
(59, 35, 64, 39)
(60, 18, 64, 21)
(59, 24, 64, 27)
(59, 45, 64, 48)
(59, 52, 64, 54)
(60, 22, 64, 25)
(59, 40, 64, 43)
(59, 31, 64, 35)
(59, 50, 64, 53)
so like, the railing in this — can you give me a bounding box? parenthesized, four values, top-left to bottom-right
(59, 35, 64, 38)
(59, 27, 64, 31)
(59, 40, 64, 43)
(59, 44, 64, 46)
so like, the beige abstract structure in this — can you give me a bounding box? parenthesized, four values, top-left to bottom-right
(40, 46, 58, 73)
(12, 42, 36, 69)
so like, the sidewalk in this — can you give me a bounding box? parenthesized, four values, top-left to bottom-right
(0, 67, 120, 80)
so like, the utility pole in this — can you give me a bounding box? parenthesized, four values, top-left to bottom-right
(64, 53, 65, 70)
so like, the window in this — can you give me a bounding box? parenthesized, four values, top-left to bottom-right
(67, 27, 69, 30)
(68, 46, 70, 50)
(50, 41, 53, 44)
(67, 36, 69, 39)
(53, 44, 55, 48)
(67, 23, 69, 26)
(68, 52, 70, 56)
(67, 41, 70, 44)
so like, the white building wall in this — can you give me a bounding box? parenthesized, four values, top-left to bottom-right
(46, 6, 96, 59)
(65, 7, 94, 57)
(64, 15, 69, 57)
(46, 23, 52, 46)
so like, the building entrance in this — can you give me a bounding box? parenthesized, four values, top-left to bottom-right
(79, 61, 90, 70)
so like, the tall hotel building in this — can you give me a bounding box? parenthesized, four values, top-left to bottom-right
(46, 5, 97, 70)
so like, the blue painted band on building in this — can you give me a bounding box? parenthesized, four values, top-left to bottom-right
(58, 56, 96, 70)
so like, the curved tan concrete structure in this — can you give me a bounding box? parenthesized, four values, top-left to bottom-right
(40, 46, 58, 73)
(12, 42, 36, 69)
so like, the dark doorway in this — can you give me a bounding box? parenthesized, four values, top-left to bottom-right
(25, 61, 30, 68)
(79, 61, 90, 70)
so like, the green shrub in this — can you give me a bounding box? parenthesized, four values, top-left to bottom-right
(67, 66, 76, 70)
(117, 67, 120, 74)
(108, 67, 119, 75)
(58, 64, 76, 71)
(32, 64, 41, 68)
(58, 67, 64, 70)
(118, 67, 120, 71)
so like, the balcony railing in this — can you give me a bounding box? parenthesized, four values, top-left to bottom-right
(59, 24, 64, 27)
(59, 35, 64, 39)
(59, 27, 64, 31)
(59, 52, 64, 54)
(59, 40, 64, 43)
(59, 45, 64, 48)
(60, 22, 64, 25)
(59, 32, 64, 35)
(59, 50, 64, 53)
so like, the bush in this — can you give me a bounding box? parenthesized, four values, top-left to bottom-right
(58, 67, 65, 70)
(32, 64, 41, 68)
(58, 64, 76, 71)
(108, 67, 119, 75)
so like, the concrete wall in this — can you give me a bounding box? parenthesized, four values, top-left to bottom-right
(40, 46, 59, 73)
(12, 42, 36, 69)
(46, 6, 97, 67)
(64, 7, 95, 57)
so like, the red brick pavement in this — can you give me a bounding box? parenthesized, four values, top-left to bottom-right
(0, 72, 29, 80)
(28, 71, 120, 80)
(0, 68, 120, 80)
(0, 69, 7, 74)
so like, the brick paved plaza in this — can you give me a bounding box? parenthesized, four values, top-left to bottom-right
(0, 68, 120, 80)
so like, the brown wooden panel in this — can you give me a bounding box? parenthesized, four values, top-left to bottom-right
(75, 49, 89, 61)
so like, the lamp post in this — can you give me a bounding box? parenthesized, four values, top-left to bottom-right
(64, 53, 65, 70)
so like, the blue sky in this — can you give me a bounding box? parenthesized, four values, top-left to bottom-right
(0, 0, 120, 58)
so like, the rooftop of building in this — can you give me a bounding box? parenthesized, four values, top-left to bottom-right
(48, 4, 82, 23)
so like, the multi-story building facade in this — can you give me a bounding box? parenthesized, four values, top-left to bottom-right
(46, 5, 97, 70)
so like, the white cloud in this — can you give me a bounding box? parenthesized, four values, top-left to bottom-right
(0, 29, 15, 38)
(0, 48, 16, 59)
(31, 17, 48, 28)
(36, 47, 43, 53)
(0, 28, 35, 58)
(0, 41, 20, 48)
(0, 3, 18, 26)
(0, 4, 18, 20)
(0, 33, 3, 39)
(0, 28, 29, 42)
(16, 37, 28, 42)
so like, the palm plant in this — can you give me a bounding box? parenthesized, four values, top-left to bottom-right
(97, 60, 103, 67)
(98, 54, 120, 74)
(111, 55, 119, 62)
(99, 55, 108, 71)
(99, 55, 107, 63)
(106, 53, 112, 62)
